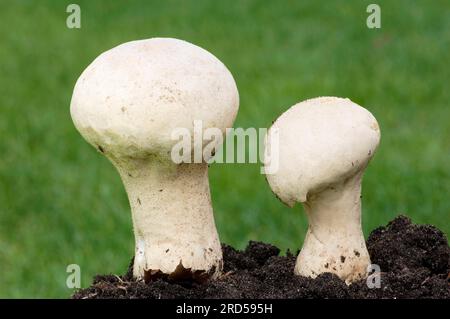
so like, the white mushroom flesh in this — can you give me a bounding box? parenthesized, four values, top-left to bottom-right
(70, 38, 239, 280)
(264, 96, 380, 284)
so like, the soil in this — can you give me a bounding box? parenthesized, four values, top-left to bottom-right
(73, 215, 450, 299)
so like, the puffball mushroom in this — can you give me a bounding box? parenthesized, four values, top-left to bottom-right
(264, 97, 380, 284)
(70, 38, 239, 281)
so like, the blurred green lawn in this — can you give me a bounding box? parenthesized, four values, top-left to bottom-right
(0, 0, 449, 298)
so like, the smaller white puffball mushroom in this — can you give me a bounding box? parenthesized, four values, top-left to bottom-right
(70, 38, 239, 281)
(264, 97, 380, 284)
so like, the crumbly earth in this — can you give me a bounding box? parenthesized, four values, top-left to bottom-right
(73, 216, 450, 299)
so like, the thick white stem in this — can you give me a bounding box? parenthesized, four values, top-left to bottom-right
(115, 161, 222, 280)
(295, 173, 370, 284)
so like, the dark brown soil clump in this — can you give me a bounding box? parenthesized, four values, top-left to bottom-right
(73, 215, 450, 299)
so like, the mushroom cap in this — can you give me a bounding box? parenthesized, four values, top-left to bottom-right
(265, 97, 380, 207)
(70, 38, 239, 161)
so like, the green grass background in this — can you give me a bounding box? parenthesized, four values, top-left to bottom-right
(0, 0, 449, 298)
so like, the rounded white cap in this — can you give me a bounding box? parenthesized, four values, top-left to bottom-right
(70, 38, 239, 161)
(265, 97, 380, 206)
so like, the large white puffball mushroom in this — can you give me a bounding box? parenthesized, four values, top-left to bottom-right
(70, 38, 239, 281)
(264, 97, 380, 284)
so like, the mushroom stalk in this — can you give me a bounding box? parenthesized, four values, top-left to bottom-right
(116, 161, 222, 279)
(296, 171, 370, 283)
